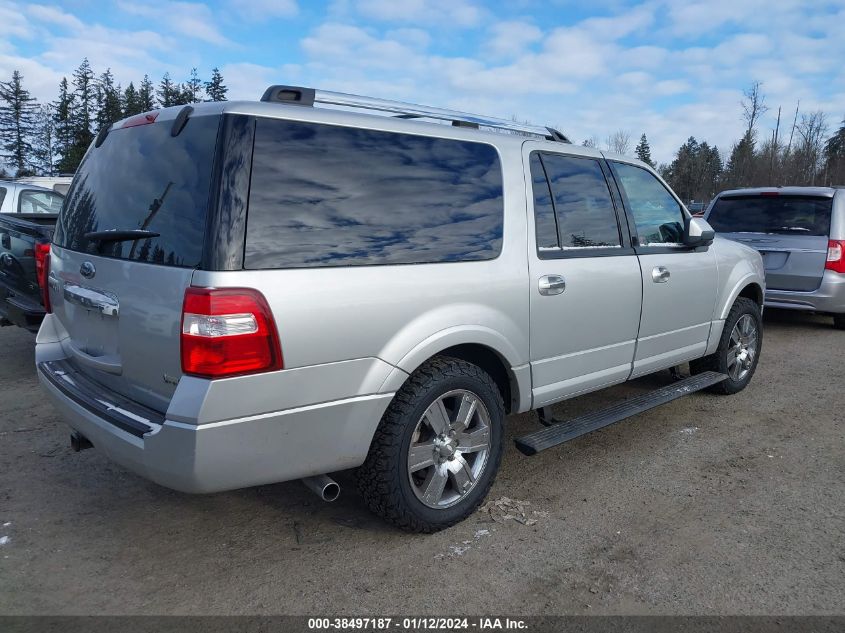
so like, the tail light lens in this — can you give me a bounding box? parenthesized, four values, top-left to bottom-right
(181, 287, 283, 378)
(826, 240, 845, 274)
(34, 242, 51, 313)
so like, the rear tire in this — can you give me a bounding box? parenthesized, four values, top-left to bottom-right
(357, 356, 504, 533)
(833, 314, 845, 330)
(690, 297, 762, 395)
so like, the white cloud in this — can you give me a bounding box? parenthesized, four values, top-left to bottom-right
(25, 4, 84, 30)
(117, 1, 232, 46)
(486, 21, 542, 58)
(354, 0, 485, 27)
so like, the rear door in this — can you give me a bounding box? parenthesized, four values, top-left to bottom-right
(49, 111, 221, 413)
(706, 193, 832, 292)
(524, 145, 642, 406)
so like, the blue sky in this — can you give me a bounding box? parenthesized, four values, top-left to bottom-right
(1, 0, 844, 162)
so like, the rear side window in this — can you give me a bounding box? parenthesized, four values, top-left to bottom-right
(54, 115, 220, 267)
(529, 152, 621, 253)
(18, 189, 64, 214)
(708, 195, 833, 236)
(244, 119, 504, 269)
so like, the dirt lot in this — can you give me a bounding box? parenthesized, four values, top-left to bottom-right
(0, 310, 843, 616)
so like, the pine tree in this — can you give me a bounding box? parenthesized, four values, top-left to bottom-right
(95, 68, 123, 130)
(183, 68, 203, 103)
(65, 58, 96, 172)
(53, 77, 75, 173)
(138, 75, 155, 112)
(723, 130, 756, 189)
(157, 72, 180, 108)
(204, 67, 228, 102)
(32, 104, 56, 175)
(0, 70, 39, 175)
(824, 118, 845, 185)
(123, 82, 141, 117)
(635, 133, 655, 167)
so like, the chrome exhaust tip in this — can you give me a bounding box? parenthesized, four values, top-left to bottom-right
(301, 474, 340, 502)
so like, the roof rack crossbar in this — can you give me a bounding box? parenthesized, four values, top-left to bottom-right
(260, 85, 570, 143)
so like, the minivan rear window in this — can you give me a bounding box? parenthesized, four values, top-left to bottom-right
(708, 195, 832, 236)
(244, 118, 504, 269)
(53, 115, 220, 267)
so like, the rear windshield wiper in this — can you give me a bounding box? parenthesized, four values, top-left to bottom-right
(84, 229, 161, 243)
(768, 226, 812, 233)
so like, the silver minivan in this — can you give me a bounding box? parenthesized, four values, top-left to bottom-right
(705, 187, 845, 328)
(36, 87, 765, 531)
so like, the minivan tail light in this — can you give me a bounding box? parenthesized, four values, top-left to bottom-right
(34, 242, 51, 313)
(826, 240, 845, 274)
(181, 287, 283, 378)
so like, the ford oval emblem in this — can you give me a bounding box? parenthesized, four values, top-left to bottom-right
(80, 261, 96, 279)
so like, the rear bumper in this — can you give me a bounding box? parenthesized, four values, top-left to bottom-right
(765, 270, 845, 314)
(0, 284, 45, 331)
(36, 357, 395, 494)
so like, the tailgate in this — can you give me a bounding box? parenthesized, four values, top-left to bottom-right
(718, 232, 828, 292)
(707, 194, 832, 292)
(47, 110, 221, 413)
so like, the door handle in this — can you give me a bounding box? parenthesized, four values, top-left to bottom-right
(538, 274, 566, 296)
(652, 266, 671, 283)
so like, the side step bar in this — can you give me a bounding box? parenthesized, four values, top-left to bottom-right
(514, 371, 728, 456)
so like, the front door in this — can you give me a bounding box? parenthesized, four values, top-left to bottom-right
(607, 160, 718, 378)
(525, 145, 642, 407)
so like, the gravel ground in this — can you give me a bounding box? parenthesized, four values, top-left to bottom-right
(0, 309, 843, 615)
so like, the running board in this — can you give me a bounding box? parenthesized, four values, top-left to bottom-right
(514, 371, 728, 456)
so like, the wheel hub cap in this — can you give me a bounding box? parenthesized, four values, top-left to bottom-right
(407, 389, 492, 509)
(728, 314, 758, 381)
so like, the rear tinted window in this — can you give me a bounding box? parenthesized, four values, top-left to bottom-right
(531, 152, 621, 251)
(708, 195, 832, 236)
(244, 119, 504, 269)
(54, 115, 220, 267)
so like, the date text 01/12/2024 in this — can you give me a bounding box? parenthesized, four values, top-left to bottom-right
(307, 617, 528, 630)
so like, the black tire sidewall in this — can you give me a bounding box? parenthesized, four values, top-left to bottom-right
(395, 368, 504, 527)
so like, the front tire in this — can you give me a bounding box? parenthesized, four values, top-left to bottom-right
(690, 297, 762, 394)
(833, 314, 845, 330)
(357, 357, 504, 533)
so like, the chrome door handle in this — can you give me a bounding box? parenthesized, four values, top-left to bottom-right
(63, 283, 120, 316)
(538, 274, 566, 296)
(652, 266, 671, 283)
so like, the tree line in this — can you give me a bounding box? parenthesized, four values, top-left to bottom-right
(3, 68, 844, 200)
(589, 81, 845, 202)
(0, 59, 228, 177)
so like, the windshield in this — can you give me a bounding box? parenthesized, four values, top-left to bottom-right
(53, 114, 220, 267)
(708, 195, 832, 236)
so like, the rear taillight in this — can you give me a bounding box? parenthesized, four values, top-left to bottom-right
(180, 287, 283, 378)
(826, 240, 845, 274)
(34, 242, 51, 313)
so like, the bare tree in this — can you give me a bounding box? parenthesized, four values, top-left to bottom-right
(741, 81, 769, 138)
(581, 135, 600, 148)
(605, 130, 631, 155)
(794, 111, 828, 185)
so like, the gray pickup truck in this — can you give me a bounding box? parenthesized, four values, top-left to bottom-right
(0, 181, 63, 331)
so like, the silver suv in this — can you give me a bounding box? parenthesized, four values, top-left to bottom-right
(36, 87, 765, 532)
(705, 187, 845, 328)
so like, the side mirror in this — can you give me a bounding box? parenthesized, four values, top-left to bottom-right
(684, 217, 715, 247)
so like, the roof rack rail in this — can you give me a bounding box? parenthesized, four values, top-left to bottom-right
(260, 84, 570, 143)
